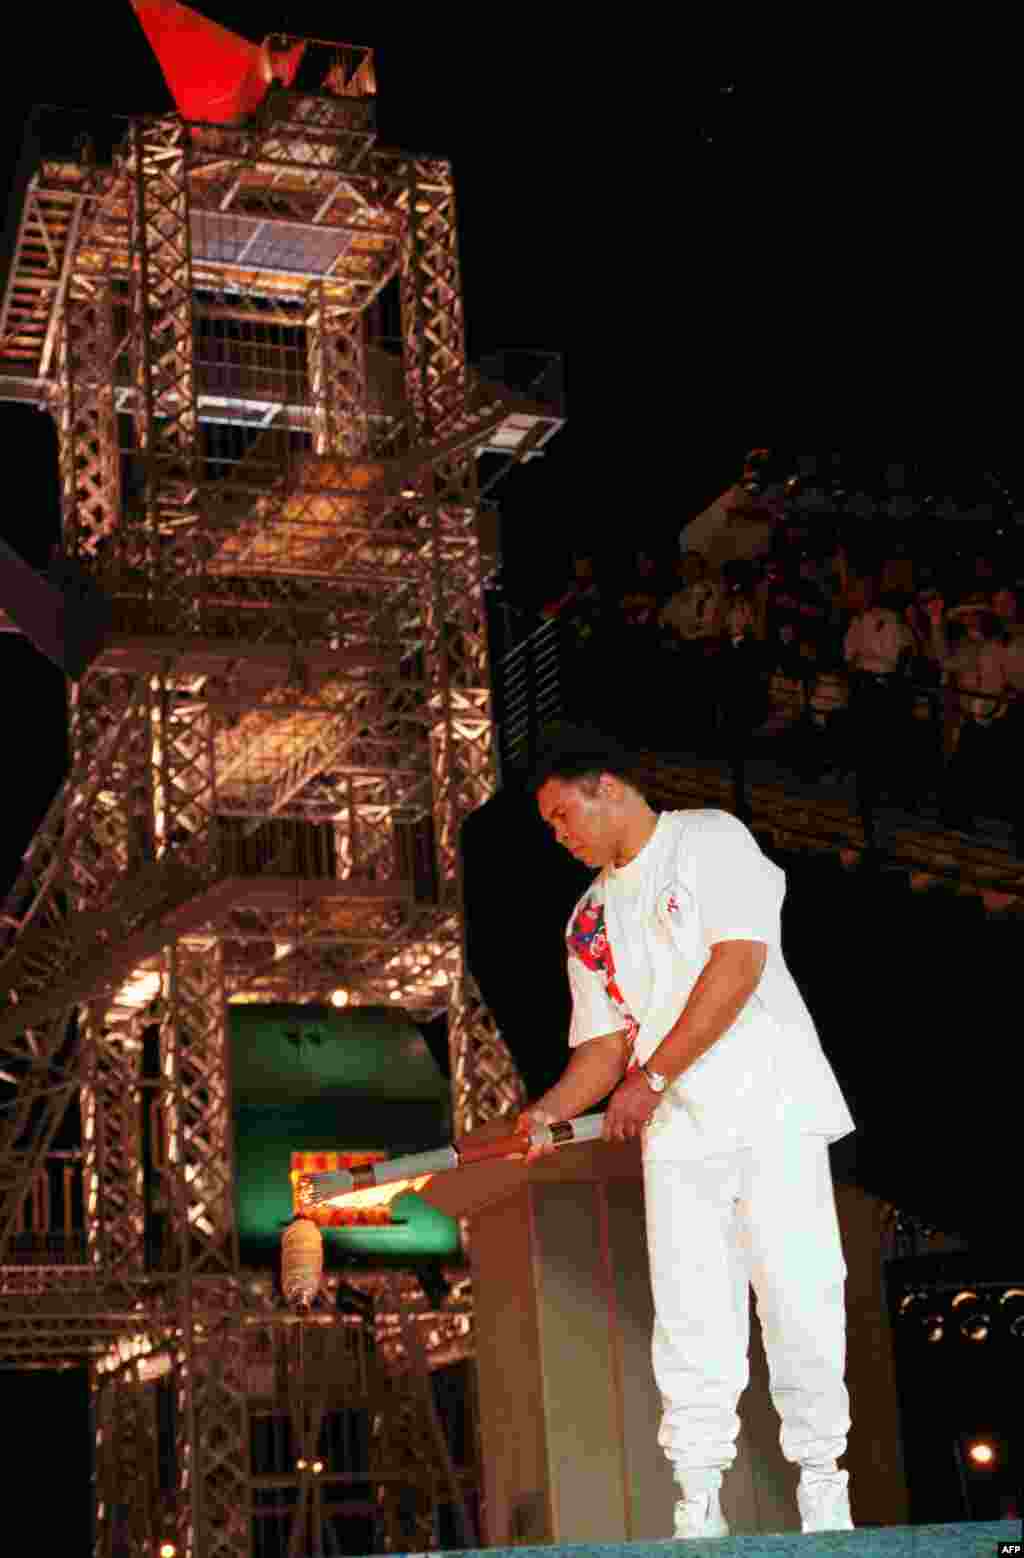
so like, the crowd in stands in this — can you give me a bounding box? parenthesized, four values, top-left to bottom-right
(534, 525, 1024, 846)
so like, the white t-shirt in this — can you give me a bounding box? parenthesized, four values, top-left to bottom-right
(565, 810, 856, 1161)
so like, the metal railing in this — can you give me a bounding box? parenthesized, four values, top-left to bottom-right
(0, 1150, 87, 1265)
(494, 615, 563, 777)
(493, 604, 1022, 852)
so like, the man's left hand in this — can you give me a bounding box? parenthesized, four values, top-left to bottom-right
(603, 1068, 662, 1142)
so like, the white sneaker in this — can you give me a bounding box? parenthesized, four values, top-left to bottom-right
(797, 1469, 854, 1532)
(673, 1489, 729, 1539)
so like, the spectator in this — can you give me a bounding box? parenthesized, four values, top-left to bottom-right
(658, 552, 723, 643)
(658, 553, 722, 749)
(544, 552, 604, 669)
(815, 539, 849, 632)
(760, 620, 808, 742)
(545, 554, 605, 722)
(901, 588, 948, 797)
(991, 580, 1023, 634)
(793, 551, 832, 655)
(940, 598, 1018, 832)
(720, 589, 768, 705)
(843, 591, 920, 838)
(894, 591, 924, 659)
(762, 550, 830, 654)
(751, 554, 775, 639)
(944, 591, 997, 643)
(720, 557, 763, 622)
(991, 582, 1024, 691)
(843, 592, 916, 674)
(615, 551, 671, 743)
(762, 557, 803, 655)
(721, 588, 761, 647)
(940, 597, 1013, 737)
(990, 583, 1024, 852)
(831, 541, 874, 625)
(618, 549, 665, 629)
(791, 641, 850, 785)
(798, 535, 838, 597)
(905, 586, 949, 676)
(714, 587, 770, 814)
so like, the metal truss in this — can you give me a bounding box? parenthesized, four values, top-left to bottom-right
(92, 1359, 173, 1555)
(55, 282, 122, 557)
(0, 52, 548, 1555)
(81, 1005, 146, 1275)
(0, 1268, 477, 1556)
(0, 1268, 474, 1366)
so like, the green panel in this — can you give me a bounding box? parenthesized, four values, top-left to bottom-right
(229, 1004, 449, 1105)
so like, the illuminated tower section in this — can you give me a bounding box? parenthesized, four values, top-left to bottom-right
(0, 23, 562, 1556)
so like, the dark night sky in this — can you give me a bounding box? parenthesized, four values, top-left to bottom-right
(1, 10, 1020, 1545)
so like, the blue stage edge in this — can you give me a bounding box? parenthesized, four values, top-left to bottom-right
(360, 1523, 1021, 1558)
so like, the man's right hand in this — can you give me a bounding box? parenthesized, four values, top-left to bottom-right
(515, 1109, 561, 1166)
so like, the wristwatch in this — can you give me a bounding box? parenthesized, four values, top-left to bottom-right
(640, 1063, 669, 1093)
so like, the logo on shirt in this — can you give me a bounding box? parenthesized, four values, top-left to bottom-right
(568, 897, 639, 1065)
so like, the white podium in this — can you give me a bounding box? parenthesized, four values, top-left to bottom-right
(420, 1136, 908, 1545)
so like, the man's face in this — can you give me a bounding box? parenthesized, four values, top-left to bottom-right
(537, 776, 618, 868)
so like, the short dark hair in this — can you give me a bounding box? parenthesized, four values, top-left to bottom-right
(525, 721, 639, 796)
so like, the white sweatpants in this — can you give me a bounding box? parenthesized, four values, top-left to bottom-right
(643, 1132, 850, 1490)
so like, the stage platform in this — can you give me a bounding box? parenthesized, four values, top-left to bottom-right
(368, 1525, 1020, 1558)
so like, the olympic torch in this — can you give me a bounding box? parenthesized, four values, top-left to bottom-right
(296, 1112, 607, 1211)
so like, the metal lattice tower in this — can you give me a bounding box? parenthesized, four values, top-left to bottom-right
(0, 35, 562, 1556)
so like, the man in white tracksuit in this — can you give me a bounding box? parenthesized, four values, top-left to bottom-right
(482, 726, 857, 1539)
